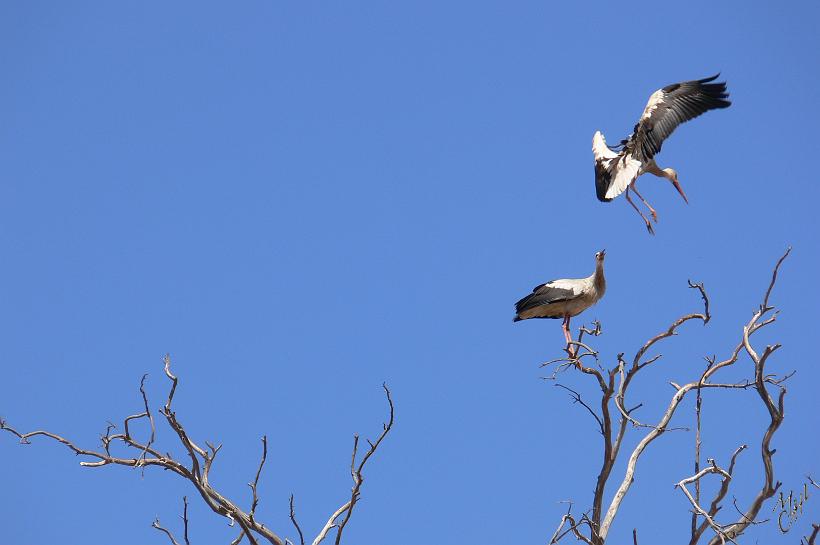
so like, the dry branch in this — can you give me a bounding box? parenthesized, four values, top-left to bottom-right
(152, 496, 190, 545)
(289, 495, 305, 545)
(676, 461, 736, 544)
(1, 356, 394, 545)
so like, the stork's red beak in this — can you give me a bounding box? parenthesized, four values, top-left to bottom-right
(672, 178, 689, 204)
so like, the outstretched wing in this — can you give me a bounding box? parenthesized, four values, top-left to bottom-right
(593, 131, 642, 202)
(632, 74, 731, 162)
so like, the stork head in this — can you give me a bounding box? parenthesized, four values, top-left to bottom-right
(595, 249, 606, 263)
(663, 168, 689, 204)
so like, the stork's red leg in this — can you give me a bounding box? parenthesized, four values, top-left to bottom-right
(631, 182, 658, 223)
(561, 315, 569, 344)
(625, 187, 655, 235)
(562, 315, 576, 360)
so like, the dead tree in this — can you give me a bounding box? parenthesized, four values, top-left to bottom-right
(0, 355, 394, 545)
(544, 248, 813, 544)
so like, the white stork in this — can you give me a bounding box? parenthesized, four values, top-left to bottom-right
(593, 74, 731, 233)
(514, 250, 606, 353)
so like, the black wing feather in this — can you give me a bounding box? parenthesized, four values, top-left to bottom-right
(514, 284, 575, 315)
(633, 74, 731, 162)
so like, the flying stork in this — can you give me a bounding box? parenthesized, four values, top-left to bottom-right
(593, 74, 731, 233)
(513, 250, 606, 354)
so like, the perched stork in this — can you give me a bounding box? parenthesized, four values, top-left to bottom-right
(593, 74, 731, 233)
(513, 251, 606, 353)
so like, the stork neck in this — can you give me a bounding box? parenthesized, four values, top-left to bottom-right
(645, 161, 667, 178)
(593, 262, 606, 290)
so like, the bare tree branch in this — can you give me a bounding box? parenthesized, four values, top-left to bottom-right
(249, 436, 268, 526)
(689, 445, 747, 544)
(1, 358, 394, 545)
(549, 502, 578, 544)
(549, 514, 571, 544)
(152, 496, 190, 545)
(676, 460, 736, 544)
(690, 357, 713, 540)
(289, 495, 305, 545)
(152, 519, 182, 545)
(564, 514, 595, 545)
(182, 496, 192, 545)
(554, 384, 604, 433)
(331, 383, 394, 545)
(311, 501, 352, 545)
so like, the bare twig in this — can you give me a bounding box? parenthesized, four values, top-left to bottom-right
(555, 384, 604, 433)
(152, 496, 189, 545)
(687, 280, 711, 325)
(691, 358, 708, 541)
(332, 384, 394, 545)
(249, 436, 268, 525)
(311, 502, 352, 545)
(564, 514, 595, 545)
(289, 495, 305, 545)
(549, 503, 575, 544)
(676, 461, 736, 544)
(309, 384, 394, 545)
(152, 518, 182, 545)
(549, 514, 570, 544)
(729, 496, 769, 526)
(181, 496, 191, 545)
(689, 445, 747, 544)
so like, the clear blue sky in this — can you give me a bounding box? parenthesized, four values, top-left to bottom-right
(1, 2, 818, 544)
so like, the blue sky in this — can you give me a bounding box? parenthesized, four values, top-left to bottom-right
(1, 2, 818, 544)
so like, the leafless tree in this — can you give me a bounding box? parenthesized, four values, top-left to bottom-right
(544, 248, 815, 544)
(0, 355, 394, 545)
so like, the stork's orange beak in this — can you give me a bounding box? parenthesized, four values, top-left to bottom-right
(672, 178, 689, 204)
